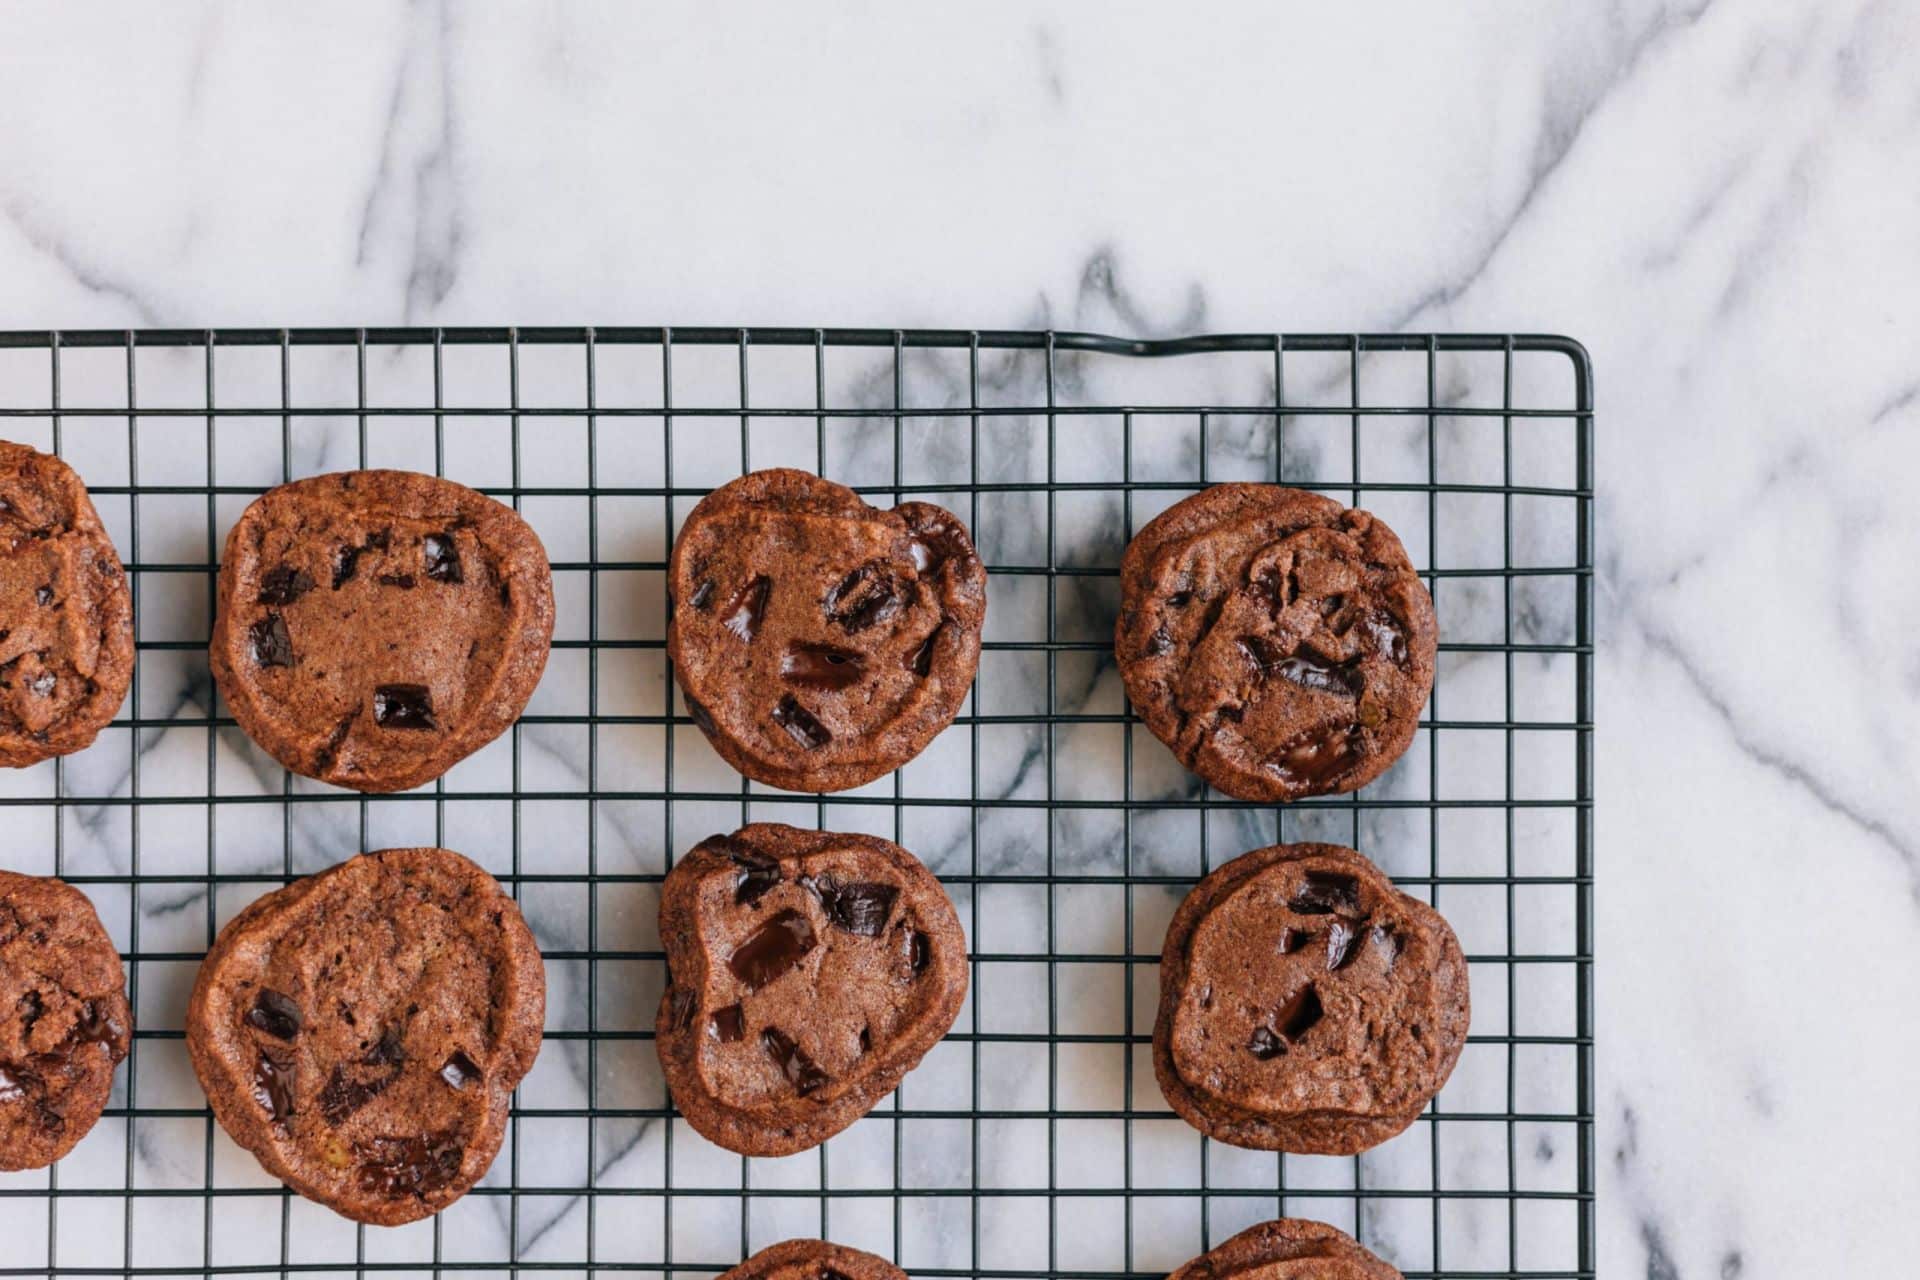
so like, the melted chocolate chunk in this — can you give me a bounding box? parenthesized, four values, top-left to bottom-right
(908, 624, 943, 676)
(250, 614, 293, 668)
(760, 1026, 828, 1096)
(728, 908, 817, 992)
(908, 929, 932, 975)
(1145, 625, 1174, 657)
(858, 1025, 872, 1054)
(1270, 724, 1364, 790)
(1325, 918, 1363, 971)
(0, 1065, 25, 1102)
(729, 844, 782, 907)
(722, 575, 771, 642)
(1290, 870, 1362, 917)
(252, 1047, 295, 1124)
(422, 533, 463, 584)
(1248, 1026, 1286, 1060)
(781, 641, 866, 690)
(439, 1052, 480, 1091)
(354, 1131, 464, 1198)
(1276, 927, 1311, 955)
(331, 544, 363, 589)
(1368, 924, 1400, 971)
(772, 695, 831, 749)
(1362, 610, 1409, 667)
(687, 695, 718, 737)
(825, 561, 903, 632)
(807, 876, 899, 938)
(1275, 653, 1363, 697)
(709, 1004, 746, 1043)
(35, 585, 53, 606)
(257, 565, 314, 605)
(373, 684, 437, 730)
(1274, 983, 1324, 1041)
(377, 572, 417, 589)
(1166, 589, 1193, 609)
(245, 989, 302, 1040)
(688, 579, 714, 610)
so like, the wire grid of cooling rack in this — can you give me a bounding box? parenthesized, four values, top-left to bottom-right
(0, 327, 1592, 1280)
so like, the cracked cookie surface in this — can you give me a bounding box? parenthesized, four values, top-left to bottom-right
(0, 870, 132, 1170)
(186, 848, 544, 1225)
(657, 823, 968, 1156)
(1117, 484, 1435, 802)
(1153, 843, 1468, 1154)
(717, 1238, 907, 1280)
(0, 441, 134, 768)
(210, 470, 554, 792)
(668, 469, 986, 793)
(1167, 1217, 1404, 1280)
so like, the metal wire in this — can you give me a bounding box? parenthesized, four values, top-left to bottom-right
(0, 327, 1593, 1279)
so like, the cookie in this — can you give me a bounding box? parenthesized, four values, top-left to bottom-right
(719, 1239, 906, 1280)
(0, 440, 134, 768)
(1167, 1218, 1403, 1280)
(657, 823, 968, 1156)
(667, 468, 986, 793)
(1116, 484, 1435, 802)
(186, 848, 544, 1225)
(210, 469, 555, 793)
(0, 870, 133, 1170)
(1153, 842, 1468, 1153)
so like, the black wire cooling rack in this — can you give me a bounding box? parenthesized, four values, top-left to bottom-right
(0, 327, 1592, 1280)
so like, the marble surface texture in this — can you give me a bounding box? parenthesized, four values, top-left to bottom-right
(1, 2, 1916, 1277)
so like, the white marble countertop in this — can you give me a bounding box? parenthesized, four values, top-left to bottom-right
(2, 2, 1917, 1276)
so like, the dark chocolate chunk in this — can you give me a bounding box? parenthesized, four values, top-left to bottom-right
(807, 876, 898, 938)
(1274, 983, 1324, 1041)
(709, 1004, 746, 1043)
(824, 562, 902, 633)
(1275, 653, 1363, 698)
(1362, 610, 1409, 667)
(245, 989, 302, 1040)
(331, 544, 362, 589)
(907, 625, 944, 676)
(252, 1048, 295, 1124)
(780, 641, 866, 691)
(1290, 870, 1362, 917)
(1248, 1025, 1286, 1060)
(0, 1065, 25, 1103)
(439, 1052, 480, 1091)
(34, 585, 53, 607)
(377, 572, 417, 589)
(1325, 918, 1363, 971)
(760, 1026, 828, 1096)
(729, 845, 781, 908)
(728, 908, 816, 992)
(722, 576, 771, 642)
(1276, 927, 1311, 955)
(422, 533, 463, 584)
(257, 565, 315, 605)
(250, 614, 293, 668)
(772, 695, 831, 749)
(373, 684, 437, 730)
(688, 579, 714, 610)
(908, 929, 931, 975)
(1270, 724, 1365, 790)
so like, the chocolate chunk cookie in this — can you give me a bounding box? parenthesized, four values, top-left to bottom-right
(1117, 484, 1435, 802)
(657, 823, 968, 1156)
(1168, 1218, 1403, 1280)
(1154, 843, 1468, 1153)
(0, 441, 134, 768)
(0, 870, 133, 1170)
(719, 1239, 906, 1280)
(186, 848, 544, 1225)
(210, 470, 555, 793)
(668, 469, 986, 793)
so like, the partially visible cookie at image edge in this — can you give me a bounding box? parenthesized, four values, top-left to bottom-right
(1166, 1217, 1404, 1280)
(1117, 483, 1435, 802)
(668, 468, 986, 793)
(0, 439, 134, 768)
(210, 469, 554, 793)
(0, 869, 133, 1171)
(718, 1238, 907, 1280)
